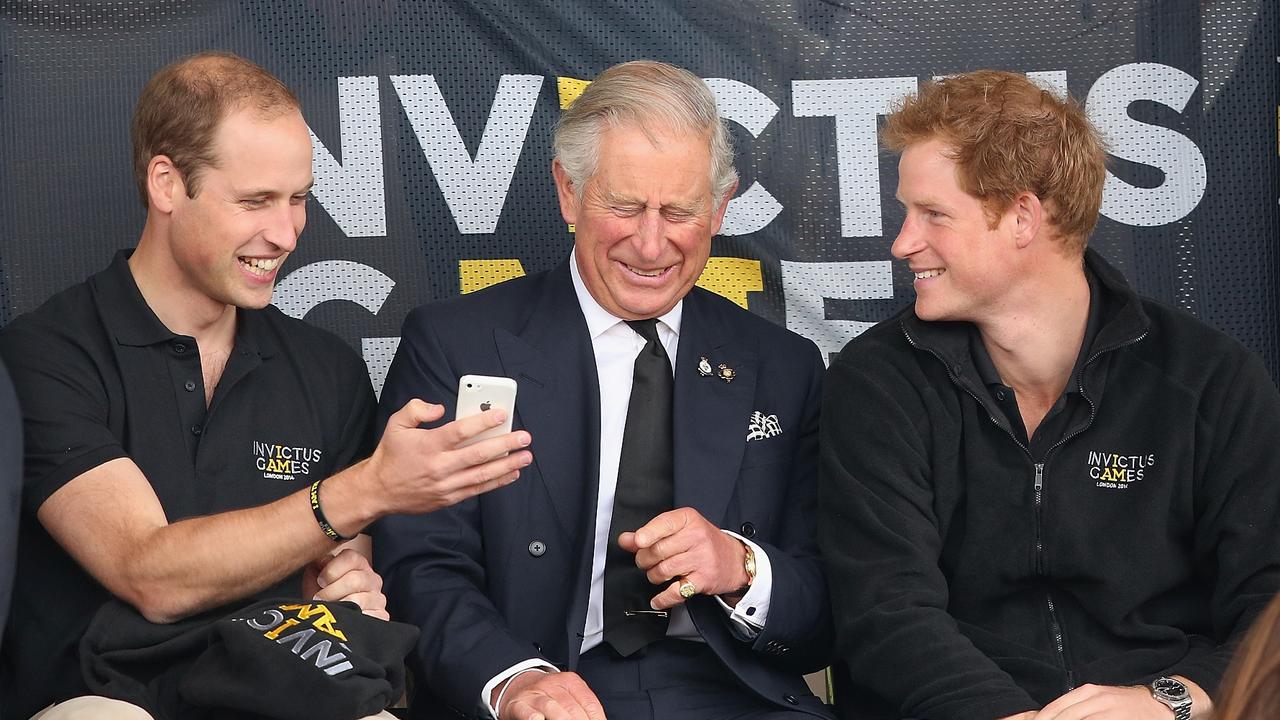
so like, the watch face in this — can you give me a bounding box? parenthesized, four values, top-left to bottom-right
(1153, 677, 1189, 702)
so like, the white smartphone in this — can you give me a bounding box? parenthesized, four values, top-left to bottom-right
(455, 374, 518, 448)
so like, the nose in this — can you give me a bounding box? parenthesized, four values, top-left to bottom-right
(631, 208, 665, 261)
(265, 201, 303, 252)
(890, 214, 923, 260)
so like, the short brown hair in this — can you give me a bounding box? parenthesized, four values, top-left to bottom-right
(882, 70, 1106, 253)
(131, 51, 300, 206)
(1215, 594, 1280, 720)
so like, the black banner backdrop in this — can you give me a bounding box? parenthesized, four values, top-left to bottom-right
(1, 0, 1276, 393)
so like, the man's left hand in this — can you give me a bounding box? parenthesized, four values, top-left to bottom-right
(301, 547, 390, 620)
(618, 507, 749, 610)
(1034, 684, 1171, 719)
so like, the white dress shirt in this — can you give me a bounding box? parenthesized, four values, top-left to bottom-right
(480, 252, 774, 717)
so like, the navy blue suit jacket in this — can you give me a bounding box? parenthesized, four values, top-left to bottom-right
(374, 261, 833, 718)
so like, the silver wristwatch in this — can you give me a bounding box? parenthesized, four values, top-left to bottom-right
(1149, 676, 1192, 720)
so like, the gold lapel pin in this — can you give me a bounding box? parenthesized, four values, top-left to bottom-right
(717, 364, 736, 383)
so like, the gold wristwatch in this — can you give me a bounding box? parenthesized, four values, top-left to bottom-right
(742, 542, 757, 588)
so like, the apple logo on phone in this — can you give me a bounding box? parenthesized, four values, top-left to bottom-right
(480, 401, 492, 411)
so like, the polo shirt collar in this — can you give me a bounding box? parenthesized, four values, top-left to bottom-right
(98, 250, 178, 347)
(970, 266, 1104, 394)
(567, 248, 683, 340)
(98, 249, 275, 359)
(232, 306, 276, 360)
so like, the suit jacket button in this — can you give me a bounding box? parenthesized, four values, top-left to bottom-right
(528, 540, 547, 557)
(784, 694, 799, 705)
(739, 522, 757, 538)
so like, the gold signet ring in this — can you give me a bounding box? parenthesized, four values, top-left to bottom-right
(678, 578, 697, 598)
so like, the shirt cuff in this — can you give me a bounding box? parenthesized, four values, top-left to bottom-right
(479, 659, 558, 719)
(714, 530, 772, 640)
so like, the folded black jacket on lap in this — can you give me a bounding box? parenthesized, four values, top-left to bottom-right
(81, 597, 418, 720)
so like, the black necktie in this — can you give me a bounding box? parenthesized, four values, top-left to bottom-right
(602, 318, 675, 657)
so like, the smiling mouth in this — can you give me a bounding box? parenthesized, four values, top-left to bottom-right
(240, 256, 283, 278)
(914, 268, 946, 280)
(622, 262, 672, 279)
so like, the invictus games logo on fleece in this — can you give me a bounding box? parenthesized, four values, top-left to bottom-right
(1088, 450, 1156, 489)
(253, 440, 323, 481)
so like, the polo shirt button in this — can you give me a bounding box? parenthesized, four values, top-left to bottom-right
(190, 425, 202, 436)
(172, 342, 187, 354)
(740, 522, 756, 538)
(995, 389, 1007, 401)
(184, 380, 197, 392)
(528, 540, 546, 557)
(784, 694, 799, 705)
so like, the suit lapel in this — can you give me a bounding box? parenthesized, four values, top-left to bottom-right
(672, 290, 756, 526)
(494, 262, 601, 542)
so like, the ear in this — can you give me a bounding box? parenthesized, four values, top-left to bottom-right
(551, 159, 580, 226)
(1011, 190, 1043, 249)
(146, 155, 184, 214)
(706, 179, 739, 237)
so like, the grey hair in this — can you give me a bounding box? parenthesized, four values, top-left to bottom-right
(553, 60, 738, 204)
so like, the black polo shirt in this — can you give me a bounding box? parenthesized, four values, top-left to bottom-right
(969, 270, 1103, 460)
(0, 251, 376, 717)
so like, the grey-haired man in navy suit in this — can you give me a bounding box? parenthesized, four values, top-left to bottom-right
(374, 60, 834, 720)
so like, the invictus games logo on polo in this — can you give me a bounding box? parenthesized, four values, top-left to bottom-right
(241, 603, 355, 677)
(253, 440, 323, 481)
(1088, 450, 1156, 490)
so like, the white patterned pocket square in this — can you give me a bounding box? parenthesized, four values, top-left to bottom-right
(746, 411, 782, 441)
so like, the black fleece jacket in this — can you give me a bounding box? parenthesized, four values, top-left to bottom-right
(819, 250, 1280, 720)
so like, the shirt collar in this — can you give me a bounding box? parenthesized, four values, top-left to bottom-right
(568, 248, 683, 340)
(98, 250, 180, 347)
(971, 266, 1104, 394)
(99, 249, 273, 359)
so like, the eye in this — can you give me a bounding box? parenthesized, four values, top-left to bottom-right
(290, 194, 309, 206)
(610, 205, 643, 217)
(240, 197, 268, 209)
